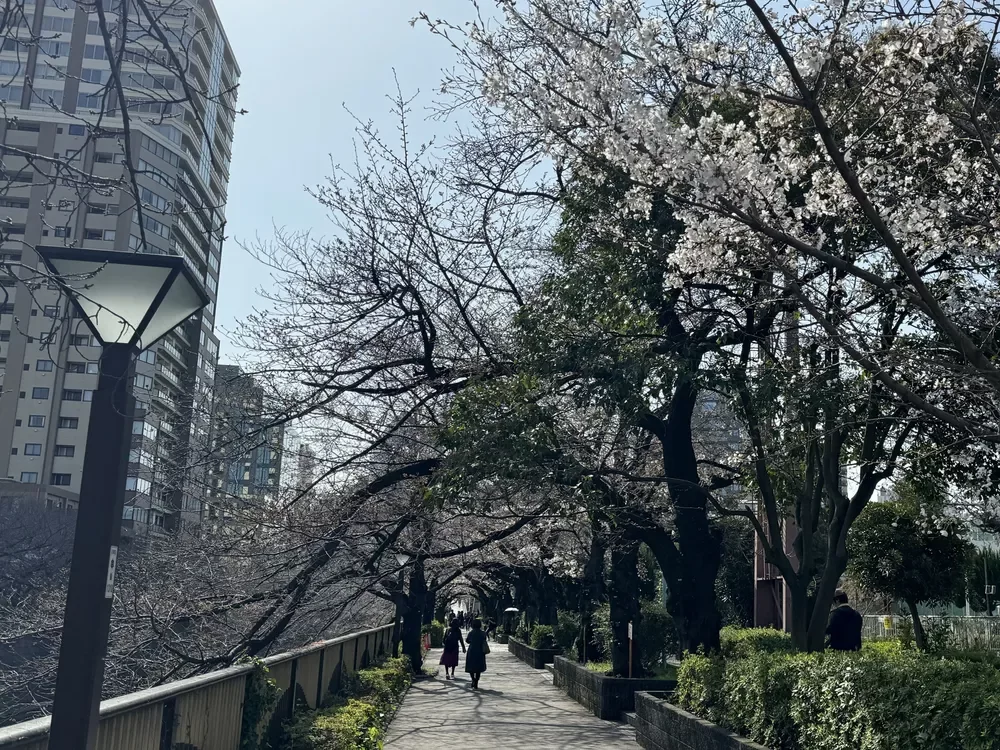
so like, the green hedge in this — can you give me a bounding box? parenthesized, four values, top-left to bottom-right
(718, 626, 794, 659)
(676, 632, 1000, 750)
(285, 657, 412, 750)
(529, 624, 556, 649)
(422, 620, 445, 648)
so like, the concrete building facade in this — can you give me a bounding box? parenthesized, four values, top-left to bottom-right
(0, 0, 239, 532)
(205, 365, 283, 523)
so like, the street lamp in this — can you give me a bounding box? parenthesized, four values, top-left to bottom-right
(39, 247, 208, 750)
(392, 552, 414, 657)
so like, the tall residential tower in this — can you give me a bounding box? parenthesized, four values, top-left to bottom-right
(0, 0, 239, 532)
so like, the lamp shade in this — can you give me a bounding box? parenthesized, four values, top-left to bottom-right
(36, 247, 209, 350)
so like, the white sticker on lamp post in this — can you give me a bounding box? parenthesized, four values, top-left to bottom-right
(105, 546, 118, 599)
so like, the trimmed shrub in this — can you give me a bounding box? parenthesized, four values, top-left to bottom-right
(677, 629, 1000, 750)
(422, 620, 445, 648)
(674, 653, 725, 725)
(529, 624, 556, 650)
(287, 657, 412, 750)
(719, 626, 794, 659)
(554, 610, 581, 654)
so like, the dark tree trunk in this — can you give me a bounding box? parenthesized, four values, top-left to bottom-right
(580, 531, 606, 662)
(906, 599, 928, 651)
(401, 560, 427, 673)
(608, 540, 643, 677)
(423, 589, 436, 626)
(660, 380, 722, 653)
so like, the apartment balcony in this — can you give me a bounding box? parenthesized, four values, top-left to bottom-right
(157, 367, 181, 387)
(152, 389, 179, 413)
(159, 338, 185, 364)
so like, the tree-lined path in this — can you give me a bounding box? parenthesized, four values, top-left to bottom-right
(385, 649, 636, 749)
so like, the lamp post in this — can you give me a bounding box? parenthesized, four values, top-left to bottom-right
(37, 247, 209, 750)
(392, 552, 413, 657)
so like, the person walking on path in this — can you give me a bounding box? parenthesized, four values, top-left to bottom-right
(465, 619, 489, 689)
(439, 619, 465, 679)
(826, 590, 863, 651)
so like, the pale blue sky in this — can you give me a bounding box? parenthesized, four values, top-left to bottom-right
(210, 0, 474, 355)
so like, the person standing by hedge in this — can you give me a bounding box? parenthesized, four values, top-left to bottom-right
(826, 590, 863, 651)
(440, 619, 466, 679)
(465, 619, 489, 689)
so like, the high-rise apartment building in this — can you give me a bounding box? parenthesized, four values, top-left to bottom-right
(0, 0, 239, 533)
(205, 365, 283, 522)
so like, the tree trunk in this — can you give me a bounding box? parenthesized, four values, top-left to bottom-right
(401, 561, 427, 673)
(661, 378, 723, 654)
(787, 583, 811, 651)
(423, 589, 436, 626)
(805, 555, 848, 652)
(608, 540, 642, 677)
(580, 531, 605, 662)
(906, 599, 928, 651)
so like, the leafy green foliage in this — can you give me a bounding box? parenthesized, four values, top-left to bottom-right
(285, 657, 412, 750)
(422, 620, 445, 649)
(719, 626, 794, 659)
(849, 494, 972, 644)
(676, 630, 1000, 750)
(553, 610, 581, 654)
(591, 601, 678, 667)
(529, 624, 556, 650)
(239, 660, 281, 750)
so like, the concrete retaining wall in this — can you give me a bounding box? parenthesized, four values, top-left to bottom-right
(634, 692, 771, 750)
(552, 657, 677, 721)
(507, 638, 560, 669)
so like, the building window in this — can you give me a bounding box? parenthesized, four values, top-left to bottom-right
(58, 417, 79, 429)
(66, 362, 85, 373)
(54, 445, 75, 457)
(24, 443, 41, 456)
(54, 226, 71, 238)
(43, 306, 59, 318)
(68, 124, 85, 136)
(134, 374, 152, 390)
(28, 415, 45, 427)
(139, 349, 156, 365)
(36, 359, 54, 372)
(70, 334, 91, 347)
(31, 387, 49, 399)
(125, 476, 151, 495)
(0, 331, 8, 341)
(20, 472, 38, 483)
(83, 390, 94, 402)
(62, 389, 82, 401)
(50, 473, 71, 486)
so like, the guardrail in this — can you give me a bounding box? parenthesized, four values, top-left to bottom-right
(0, 622, 394, 750)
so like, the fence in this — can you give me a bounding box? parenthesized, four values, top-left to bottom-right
(863, 615, 1000, 650)
(0, 623, 394, 750)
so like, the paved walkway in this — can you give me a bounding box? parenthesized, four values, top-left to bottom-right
(385, 648, 637, 749)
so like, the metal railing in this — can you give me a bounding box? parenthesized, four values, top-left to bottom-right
(0, 623, 394, 750)
(863, 615, 1000, 651)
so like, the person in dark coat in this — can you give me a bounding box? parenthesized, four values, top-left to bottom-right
(439, 619, 465, 679)
(826, 590, 863, 651)
(464, 619, 488, 689)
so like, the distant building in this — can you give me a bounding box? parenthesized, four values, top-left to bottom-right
(0, 0, 240, 533)
(205, 365, 282, 523)
(296, 443, 317, 493)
